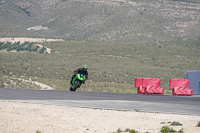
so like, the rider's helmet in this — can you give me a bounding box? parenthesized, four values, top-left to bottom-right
(83, 65, 88, 70)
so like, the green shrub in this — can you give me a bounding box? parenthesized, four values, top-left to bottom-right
(170, 121, 182, 126)
(25, 43, 34, 51)
(16, 42, 28, 51)
(116, 128, 123, 133)
(115, 128, 137, 133)
(161, 126, 170, 132)
(7, 41, 20, 51)
(129, 129, 137, 133)
(0, 42, 5, 49)
(197, 121, 200, 127)
(2, 42, 12, 49)
(160, 126, 176, 133)
(31, 46, 40, 52)
(39, 46, 46, 53)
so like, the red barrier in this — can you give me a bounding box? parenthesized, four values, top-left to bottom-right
(135, 78, 164, 94)
(143, 78, 164, 94)
(135, 78, 145, 94)
(169, 79, 193, 96)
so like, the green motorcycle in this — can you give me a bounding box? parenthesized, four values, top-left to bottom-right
(70, 72, 86, 91)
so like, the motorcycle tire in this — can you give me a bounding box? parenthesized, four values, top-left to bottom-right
(70, 80, 80, 91)
(70, 87, 74, 91)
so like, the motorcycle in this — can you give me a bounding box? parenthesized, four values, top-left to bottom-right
(70, 72, 86, 91)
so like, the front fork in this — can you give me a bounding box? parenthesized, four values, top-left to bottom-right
(71, 77, 77, 88)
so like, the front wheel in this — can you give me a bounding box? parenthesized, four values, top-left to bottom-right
(70, 80, 80, 91)
(70, 87, 75, 91)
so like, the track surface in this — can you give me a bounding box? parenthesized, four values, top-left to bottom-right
(0, 88, 200, 115)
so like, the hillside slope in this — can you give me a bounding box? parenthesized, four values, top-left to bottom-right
(0, 0, 200, 43)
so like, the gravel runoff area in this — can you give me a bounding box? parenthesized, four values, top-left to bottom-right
(0, 101, 200, 133)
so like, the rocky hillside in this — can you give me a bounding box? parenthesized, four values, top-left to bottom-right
(0, 0, 200, 43)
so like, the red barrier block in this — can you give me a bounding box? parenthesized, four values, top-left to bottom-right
(170, 79, 193, 96)
(135, 78, 145, 94)
(135, 78, 164, 94)
(173, 87, 193, 96)
(143, 78, 164, 94)
(146, 86, 164, 94)
(135, 78, 143, 88)
(199, 80, 200, 91)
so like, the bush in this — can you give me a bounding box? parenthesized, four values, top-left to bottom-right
(170, 121, 182, 126)
(16, 42, 28, 51)
(31, 46, 40, 52)
(1, 42, 12, 49)
(25, 43, 34, 51)
(7, 41, 20, 51)
(0, 42, 4, 49)
(116, 128, 123, 133)
(39, 46, 46, 53)
(197, 121, 200, 127)
(160, 126, 176, 133)
(125, 128, 137, 133)
(115, 128, 137, 133)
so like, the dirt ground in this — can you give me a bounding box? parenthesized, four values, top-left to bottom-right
(0, 101, 200, 133)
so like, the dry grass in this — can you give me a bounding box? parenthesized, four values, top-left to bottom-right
(0, 40, 200, 93)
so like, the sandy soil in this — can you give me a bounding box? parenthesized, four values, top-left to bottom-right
(0, 101, 200, 133)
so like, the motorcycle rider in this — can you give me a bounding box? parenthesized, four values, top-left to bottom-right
(70, 65, 88, 85)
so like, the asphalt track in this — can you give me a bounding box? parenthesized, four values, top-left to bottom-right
(0, 88, 200, 116)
